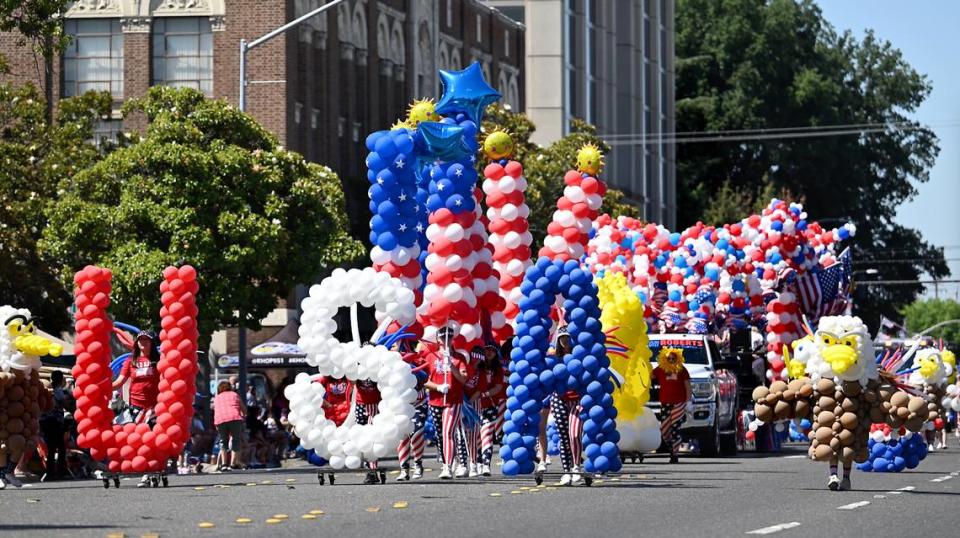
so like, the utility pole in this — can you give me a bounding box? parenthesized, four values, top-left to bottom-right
(235, 0, 348, 397)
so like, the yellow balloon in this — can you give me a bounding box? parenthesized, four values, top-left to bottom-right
(597, 273, 652, 423)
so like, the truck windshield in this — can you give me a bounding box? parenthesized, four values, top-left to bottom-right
(648, 338, 710, 365)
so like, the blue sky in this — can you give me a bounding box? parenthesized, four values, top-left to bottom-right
(818, 0, 960, 300)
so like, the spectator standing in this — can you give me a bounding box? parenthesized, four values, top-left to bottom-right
(213, 381, 245, 472)
(39, 371, 68, 482)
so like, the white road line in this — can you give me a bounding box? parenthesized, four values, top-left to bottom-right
(873, 495, 886, 499)
(837, 501, 871, 510)
(930, 475, 953, 483)
(782, 455, 806, 459)
(746, 522, 802, 535)
(898, 486, 916, 491)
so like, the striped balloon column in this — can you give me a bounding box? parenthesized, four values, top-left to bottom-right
(481, 132, 532, 342)
(538, 144, 607, 262)
(419, 115, 483, 349)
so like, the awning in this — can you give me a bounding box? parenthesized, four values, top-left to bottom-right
(216, 319, 308, 370)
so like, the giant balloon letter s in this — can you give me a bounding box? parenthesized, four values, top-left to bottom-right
(73, 265, 199, 474)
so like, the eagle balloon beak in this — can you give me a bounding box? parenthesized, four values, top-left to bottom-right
(822, 345, 857, 376)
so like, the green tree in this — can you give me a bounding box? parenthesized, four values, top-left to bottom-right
(0, 84, 113, 331)
(675, 0, 948, 331)
(482, 106, 637, 245)
(41, 86, 364, 341)
(900, 299, 960, 347)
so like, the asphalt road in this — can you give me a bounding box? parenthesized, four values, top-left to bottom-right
(2, 444, 958, 537)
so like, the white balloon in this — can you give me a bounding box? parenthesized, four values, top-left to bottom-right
(445, 224, 465, 241)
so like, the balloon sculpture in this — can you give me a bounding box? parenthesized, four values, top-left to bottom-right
(0, 306, 56, 488)
(857, 423, 928, 473)
(753, 315, 938, 490)
(73, 265, 199, 476)
(285, 268, 419, 470)
(596, 273, 660, 452)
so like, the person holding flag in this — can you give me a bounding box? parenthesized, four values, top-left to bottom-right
(423, 326, 471, 479)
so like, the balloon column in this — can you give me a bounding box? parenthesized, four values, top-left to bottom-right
(73, 265, 199, 474)
(482, 130, 532, 341)
(0, 306, 56, 473)
(539, 144, 606, 261)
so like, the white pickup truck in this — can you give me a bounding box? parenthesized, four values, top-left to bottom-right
(646, 333, 739, 456)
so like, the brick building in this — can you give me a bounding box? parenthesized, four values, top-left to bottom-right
(0, 0, 524, 364)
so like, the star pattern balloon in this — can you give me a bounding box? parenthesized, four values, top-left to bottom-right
(413, 121, 472, 163)
(435, 62, 502, 125)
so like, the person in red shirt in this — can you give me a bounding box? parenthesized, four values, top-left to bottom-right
(112, 331, 160, 425)
(550, 327, 586, 485)
(652, 347, 692, 463)
(475, 345, 505, 477)
(423, 326, 469, 479)
(353, 377, 382, 484)
(455, 347, 485, 478)
(316, 376, 351, 426)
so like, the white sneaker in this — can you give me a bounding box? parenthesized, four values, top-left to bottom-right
(136, 475, 150, 488)
(396, 468, 410, 482)
(929, 444, 937, 452)
(536, 461, 547, 473)
(455, 464, 468, 478)
(827, 474, 840, 491)
(481, 464, 491, 477)
(412, 464, 423, 480)
(545, 456, 552, 465)
(570, 472, 582, 485)
(0, 476, 6, 490)
(935, 441, 944, 450)
(438, 464, 452, 479)
(4, 474, 22, 488)
(468, 463, 479, 477)
(94, 470, 105, 480)
(559, 473, 572, 486)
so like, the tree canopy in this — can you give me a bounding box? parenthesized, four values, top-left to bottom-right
(0, 83, 113, 331)
(41, 86, 363, 338)
(675, 0, 948, 330)
(900, 299, 960, 347)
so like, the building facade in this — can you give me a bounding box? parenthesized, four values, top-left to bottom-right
(0, 0, 524, 358)
(486, 0, 675, 228)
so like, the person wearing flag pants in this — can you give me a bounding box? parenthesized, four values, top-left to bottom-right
(652, 347, 692, 463)
(396, 350, 429, 481)
(456, 347, 484, 477)
(475, 345, 506, 477)
(423, 326, 472, 479)
(353, 378, 384, 484)
(549, 326, 586, 485)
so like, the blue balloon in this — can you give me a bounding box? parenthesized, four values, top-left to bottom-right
(435, 62, 502, 124)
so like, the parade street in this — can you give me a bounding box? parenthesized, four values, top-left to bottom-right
(2, 445, 957, 538)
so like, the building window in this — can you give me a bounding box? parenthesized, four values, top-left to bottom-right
(294, 102, 303, 124)
(152, 17, 214, 95)
(504, 30, 510, 58)
(311, 108, 319, 130)
(63, 19, 124, 99)
(92, 118, 123, 148)
(476, 14, 482, 43)
(447, 0, 453, 27)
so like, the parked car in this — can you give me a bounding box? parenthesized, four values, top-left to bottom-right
(647, 333, 739, 456)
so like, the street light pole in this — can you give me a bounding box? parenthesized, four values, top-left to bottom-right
(235, 0, 347, 397)
(237, 0, 347, 113)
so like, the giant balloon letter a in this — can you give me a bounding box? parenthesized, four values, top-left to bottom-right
(73, 265, 199, 474)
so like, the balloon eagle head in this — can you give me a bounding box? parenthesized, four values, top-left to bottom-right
(576, 143, 604, 176)
(807, 316, 877, 386)
(2, 307, 60, 372)
(657, 347, 685, 374)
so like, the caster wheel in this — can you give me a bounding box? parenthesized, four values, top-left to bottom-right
(583, 476, 593, 487)
(637, 455, 644, 464)
(317, 472, 325, 485)
(534, 473, 543, 486)
(151, 477, 159, 488)
(378, 471, 387, 484)
(103, 479, 110, 489)
(328, 474, 336, 485)
(161, 476, 169, 488)
(113, 478, 120, 488)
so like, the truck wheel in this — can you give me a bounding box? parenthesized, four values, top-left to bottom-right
(700, 416, 721, 457)
(720, 432, 738, 456)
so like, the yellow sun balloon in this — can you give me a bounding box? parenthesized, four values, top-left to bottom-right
(406, 98, 440, 127)
(391, 119, 411, 131)
(576, 143, 604, 175)
(483, 130, 514, 160)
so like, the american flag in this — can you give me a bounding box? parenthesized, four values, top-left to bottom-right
(796, 248, 852, 320)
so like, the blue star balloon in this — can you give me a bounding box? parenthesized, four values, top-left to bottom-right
(435, 62, 502, 125)
(412, 121, 472, 162)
